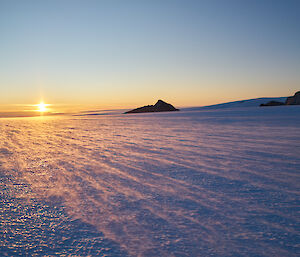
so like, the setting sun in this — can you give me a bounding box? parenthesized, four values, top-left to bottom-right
(36, 102, 49, 112)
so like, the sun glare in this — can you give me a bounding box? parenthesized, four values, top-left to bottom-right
(36, 102, 49, 112)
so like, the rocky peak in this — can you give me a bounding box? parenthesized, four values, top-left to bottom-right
(125, 100, 179, 114)
(285, 91, 300, 105)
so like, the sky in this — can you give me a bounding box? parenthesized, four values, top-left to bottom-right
(0, 0, 299, 115)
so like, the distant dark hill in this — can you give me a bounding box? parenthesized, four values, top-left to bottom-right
(124, 100, 179, 114)
(260, 101, 285, 107)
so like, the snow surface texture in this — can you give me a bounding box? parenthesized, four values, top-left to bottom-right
(0, 106, 300, 256)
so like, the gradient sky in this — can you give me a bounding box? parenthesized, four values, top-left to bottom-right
(0, 0, 299, 114)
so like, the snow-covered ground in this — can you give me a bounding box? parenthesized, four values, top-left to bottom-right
(1, 106, 300, 256)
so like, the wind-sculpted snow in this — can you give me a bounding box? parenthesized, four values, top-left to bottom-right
(1, 106, 300, 256)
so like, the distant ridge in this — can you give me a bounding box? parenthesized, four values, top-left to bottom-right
(259, 91, 300, 107)
(124, 100, 179, 114)
(184, 97, 288, 111)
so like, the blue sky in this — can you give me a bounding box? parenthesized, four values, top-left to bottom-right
(0, 0, 299, 111)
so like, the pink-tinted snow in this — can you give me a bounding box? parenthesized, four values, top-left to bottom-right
(1, 106, 299, 256)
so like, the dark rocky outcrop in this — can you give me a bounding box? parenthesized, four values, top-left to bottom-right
(285, 91, 300, 105)
(260, 91, 300, 107)
(260, 101, 285, 107)
(124, 100, 179, 114)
